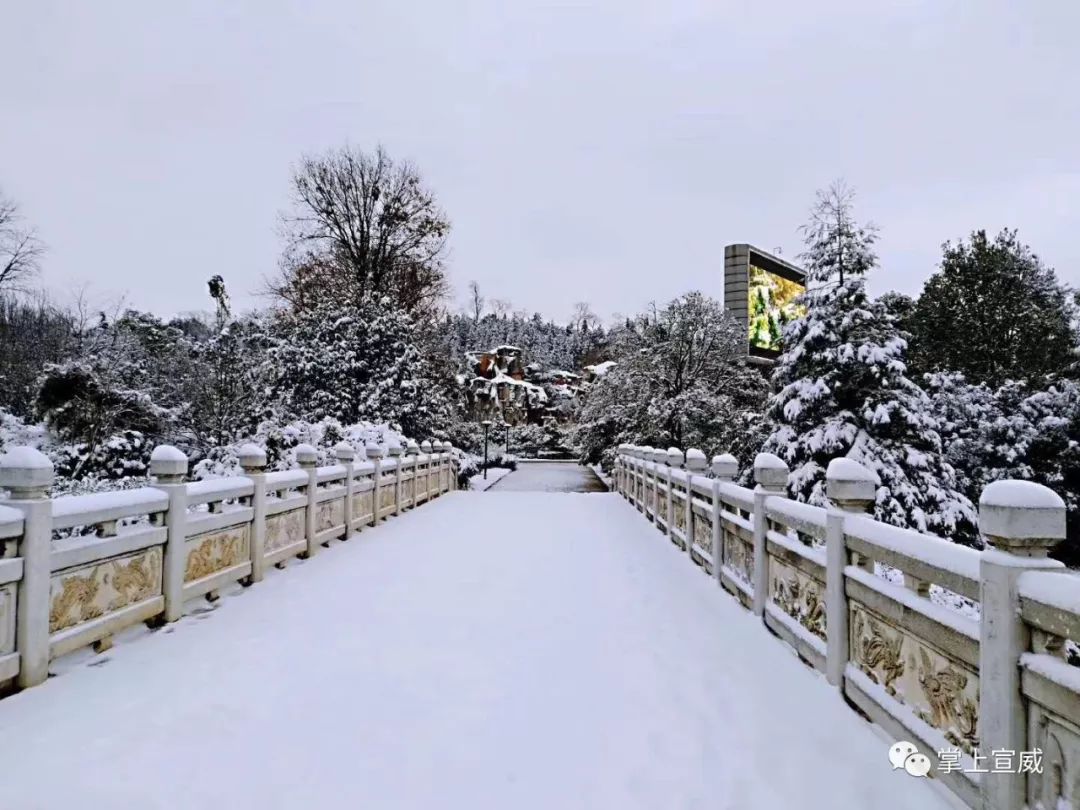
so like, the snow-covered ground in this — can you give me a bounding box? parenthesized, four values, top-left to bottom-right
(492, 461, 607, 492)
(0, 492, 952, 809)
(467, 465, 512, 491)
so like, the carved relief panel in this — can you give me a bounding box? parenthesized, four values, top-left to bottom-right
(850, 602, 979, 755)
(317, 499, 344, 533)
(723, 530, 753, 585)
(266, 508, 305, 553)
(184, 525, 249, 583)
(769, 555, 826, 641)
(49, 547, 163, 634)
(1029, 705, 1080, 810)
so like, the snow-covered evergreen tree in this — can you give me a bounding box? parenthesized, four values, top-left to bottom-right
(761, 183, 977, 542)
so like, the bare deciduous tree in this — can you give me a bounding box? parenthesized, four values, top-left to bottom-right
(571, 301, 600, 331)
(271, 145, 450, 315)
(0, 190, 44, 294)
(490, 298, 513, 318)
(467, 280, 485, 322)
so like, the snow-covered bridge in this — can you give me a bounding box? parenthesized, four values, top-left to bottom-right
(0, 442, 1077, 810)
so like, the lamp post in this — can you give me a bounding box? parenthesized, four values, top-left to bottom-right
(481, 419, 492, 480)
(505, 423, 511, 456)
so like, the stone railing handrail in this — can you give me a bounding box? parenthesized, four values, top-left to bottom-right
(0, 439, 459, 698)
(264, 469, 309, 491)
(185, 477, 254, 506)
(613, 443, 1080, 810)
(51, 487, 170, 530)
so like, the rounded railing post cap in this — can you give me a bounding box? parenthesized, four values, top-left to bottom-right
(753, 452, 789, 489)
(685, 448, 707, 472)
(365, 442, 385, 459)
(295, 443, 318, 466)
(405, 440, 419, 455)
(711, 453, 739, 479)
(0, 446, 55, 491)
(387, 442, 403, 457)
(826, 458, 878, 506)
(237, 443, 267, 471)
(333, 441, 356, 462)
(979, 480, 1067, 555)
(420, 440, 433, 453)
(666, 447, 684, 467)
(149, 444, 188, 478)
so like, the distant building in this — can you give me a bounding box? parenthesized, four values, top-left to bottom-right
(463, 347, 613, 426)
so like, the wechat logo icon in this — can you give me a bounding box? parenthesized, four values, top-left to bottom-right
(889, 741, 931, 777)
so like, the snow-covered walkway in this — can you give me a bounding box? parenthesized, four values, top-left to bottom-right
(491, 460, 608, 492)
(0, 492, 953, 809)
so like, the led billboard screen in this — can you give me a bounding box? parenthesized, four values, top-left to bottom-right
(747, 264, 806, 353)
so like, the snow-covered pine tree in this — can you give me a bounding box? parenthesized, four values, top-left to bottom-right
(761, 183, 977, 543)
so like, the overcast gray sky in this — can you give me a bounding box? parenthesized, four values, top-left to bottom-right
(2, 1, 1078, 322)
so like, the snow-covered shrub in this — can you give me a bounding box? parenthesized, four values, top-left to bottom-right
(48, 430, 152, 483)
(262, 297, 458, 440)
(192, 417, 407, 479)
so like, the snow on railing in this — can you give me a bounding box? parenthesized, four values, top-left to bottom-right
(0, 439, 458, 696)
(613, 444, 1080, 810)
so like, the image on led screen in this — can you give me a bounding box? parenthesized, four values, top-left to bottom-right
(748, 265, 806, 352)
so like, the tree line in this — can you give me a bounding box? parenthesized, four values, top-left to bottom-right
(0, 146, 612, 493)
(575, 182, 1080, 560)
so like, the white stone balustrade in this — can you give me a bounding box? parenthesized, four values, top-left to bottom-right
(0, 437, 457, 698)
(613, 445, 1080, 810)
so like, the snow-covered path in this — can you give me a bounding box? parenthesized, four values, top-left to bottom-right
(492, 460, 608, 492)
(0, 492, 953, 810)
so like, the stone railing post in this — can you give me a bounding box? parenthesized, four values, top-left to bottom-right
(711, 453, 738, 585)
(405, 440, 419, 509)
(0, 447, 54, 688)
(752, 453, 788, 618)
(150, 445, 189, 623)
(622, 447, 630, 498)
(824, 458, 877, 689)
(440, 443, 451, 491)
(635, 447, 645, 507)
(334, 442, 355, 539)
(437, 442, 450, 493)
(978, 480, 1066, 810)
(665, 447, 683, 541)
(296, 444, 319, 558)
(238, 444, 268, 585)
(421, 440, 433, 502)
(684, 448, 707, 558)
(387, 441, 404, 515)
(643, 451, 652, 520)
(366, 442, 384, 526)
(621, 447, 630, 502)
